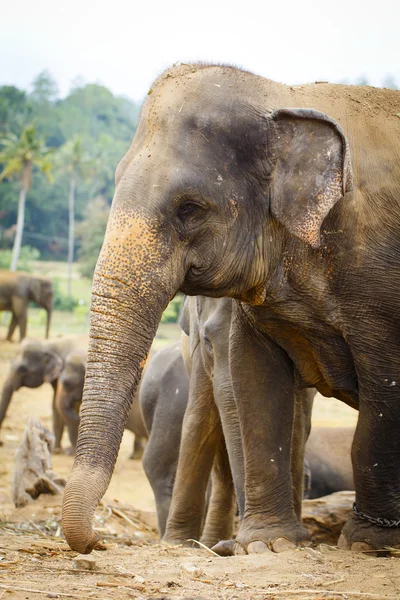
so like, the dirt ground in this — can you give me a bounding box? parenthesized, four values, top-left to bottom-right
(0, 334, 398, 600)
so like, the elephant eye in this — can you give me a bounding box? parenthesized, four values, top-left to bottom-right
(203, 335, 213, 353)
(176, 200, 206, 225)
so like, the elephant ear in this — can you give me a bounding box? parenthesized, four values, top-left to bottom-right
(29, 278, 42, 304)
(269, 108, 353, 248)
(43, 351, 63, 383)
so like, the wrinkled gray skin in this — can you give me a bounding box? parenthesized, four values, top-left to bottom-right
(62, 64, 400, 555)
(305, 427, 354, 499)
(0, 336, 87, 449)
(0, 270, 53, 341)
(56, 349, 148, 457)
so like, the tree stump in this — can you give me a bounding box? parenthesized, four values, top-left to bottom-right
(12, 418, 66, 508)
(302, 490, 355, 545)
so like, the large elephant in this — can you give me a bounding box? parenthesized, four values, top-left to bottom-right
(0, 335, 87, 449)
(56, 349, 148, 457)
(0, 270, 53, 341)
(62, 64, 400, 554)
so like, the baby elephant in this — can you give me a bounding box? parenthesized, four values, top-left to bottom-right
(56, 349, 148, 457)
(0, 335, 87, 449)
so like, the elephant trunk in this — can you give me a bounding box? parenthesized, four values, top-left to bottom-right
(0, 372, 20, 429)
(45, 307, 52, 339)
(62, 208, 182, 553)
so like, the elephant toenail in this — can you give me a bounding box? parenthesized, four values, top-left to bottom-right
(247, 541, 273, 554)
(233, 542, 247, 555)
(337, 533, 351, 550)
(271, 537, 297, 553)
(351, 542, 374, 552)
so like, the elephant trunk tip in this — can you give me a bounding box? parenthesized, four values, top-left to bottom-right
(62, 468, 105, 554)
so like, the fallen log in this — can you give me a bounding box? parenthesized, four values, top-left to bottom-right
(12, 418, 66, 508)
(302, 490, 355, 544)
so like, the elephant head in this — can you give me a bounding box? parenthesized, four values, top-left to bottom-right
(62, 64, 353, 553)
(0, 339, 63, 430)
(29, 277, 53, 339)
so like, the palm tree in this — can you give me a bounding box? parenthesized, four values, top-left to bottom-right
(57, 135, 93, 299)
(0, 124, 53, 271)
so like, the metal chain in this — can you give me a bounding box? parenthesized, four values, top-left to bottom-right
(353, 502, 400, 528)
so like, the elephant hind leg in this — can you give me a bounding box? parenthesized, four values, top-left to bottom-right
(200, 434, 236, 549)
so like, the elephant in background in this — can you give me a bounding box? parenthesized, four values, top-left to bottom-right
(0, 335, 87, 449)
(0, 270, 53, 341)
(62, 64, 400, 555)
(56, 349, 148, 457)
(140, 340, 190, 536)
(305, 427, 354, 499)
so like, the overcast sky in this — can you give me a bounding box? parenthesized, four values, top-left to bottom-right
(2, 0, 399, 101)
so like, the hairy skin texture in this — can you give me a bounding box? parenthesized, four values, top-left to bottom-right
(62, 63, 400, 554)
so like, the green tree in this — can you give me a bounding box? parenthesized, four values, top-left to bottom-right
(56, 135, 93, 297)
(77, 196, 109, 279)
(0, 124, 53, 271)
(0, 86, 33, 135)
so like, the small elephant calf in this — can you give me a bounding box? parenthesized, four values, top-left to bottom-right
(55, 349, 148, 457)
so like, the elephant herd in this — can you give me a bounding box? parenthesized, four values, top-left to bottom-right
(0, 319, 355, 552)
(0, 335, 147, 458)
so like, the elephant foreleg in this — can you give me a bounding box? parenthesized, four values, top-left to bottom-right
(11, 297, 27, 341)
(52, 382, 65, 451)
(6, 313, 18, 342)
(228, 302, 309, 555)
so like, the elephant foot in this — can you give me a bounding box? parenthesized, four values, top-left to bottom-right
(129, 450, 144, 460)
(212, 538, 236, 556)
(213, 516, 310, 556)
(53, 447, 63, 455)
(338, 516, 400, 552)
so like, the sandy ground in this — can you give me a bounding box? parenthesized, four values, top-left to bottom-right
(0, 333, 398, 600)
